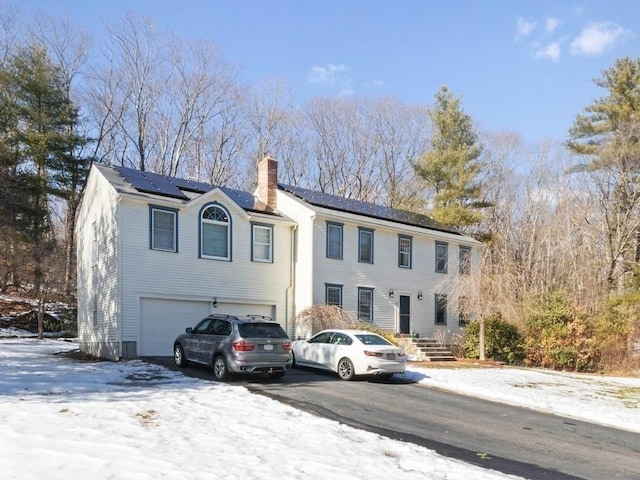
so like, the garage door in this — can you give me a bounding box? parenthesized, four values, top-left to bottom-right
(140, 299, 211, 356)
(139, 299, 274, 356)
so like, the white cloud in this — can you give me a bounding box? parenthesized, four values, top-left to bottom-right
(339, 80, 354, 97)
(366, 79, 384, 88)
(545, 17, 561, 34)
(534, 41, 562, 62)
(570, 22, 631, 56)
(515, 17, 537, 40)
(307, 64, 349, 85)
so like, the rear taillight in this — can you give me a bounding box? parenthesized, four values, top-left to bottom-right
(282, 341, 292, 351)
(364, 350, 383, 357)
(232, 340, 255, 352)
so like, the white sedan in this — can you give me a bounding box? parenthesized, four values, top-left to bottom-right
(292, 329, 406, 380)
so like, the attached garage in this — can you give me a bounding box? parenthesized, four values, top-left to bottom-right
(138, 298, 275, 356)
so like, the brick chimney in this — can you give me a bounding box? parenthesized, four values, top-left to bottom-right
(257, 156, 278, 209)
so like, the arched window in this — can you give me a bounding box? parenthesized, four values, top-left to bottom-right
(201, 204, 230, 260)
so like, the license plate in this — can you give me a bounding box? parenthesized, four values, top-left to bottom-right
(263, 344, 274, 351)
(387, 353, 396, 360)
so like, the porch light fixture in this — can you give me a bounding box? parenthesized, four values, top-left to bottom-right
(417, 291, 423, 300)
(212, 296, 218, 308)
(389, 288, 394, 298)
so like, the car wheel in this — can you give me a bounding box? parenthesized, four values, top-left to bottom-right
(174, 344, 189, 368)
(267, 370, 285, 379)
(337, 357, 355, 381)
(213, 355, 229, 381)
(291, 352, 297, 369)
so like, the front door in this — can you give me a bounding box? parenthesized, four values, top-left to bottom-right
(399, 295, 410, 334)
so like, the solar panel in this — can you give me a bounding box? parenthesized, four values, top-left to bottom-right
(279, 184, 460, 235)
(112, 165, 277, 215)
(170, 176, 214, 194)
(114, 166, 190, 200)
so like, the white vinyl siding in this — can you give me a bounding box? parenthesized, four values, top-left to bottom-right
(75, 166, 122, 360)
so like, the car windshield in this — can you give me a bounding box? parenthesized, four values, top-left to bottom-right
(354, 334, 392, 346)
(239, 322, 288, 339)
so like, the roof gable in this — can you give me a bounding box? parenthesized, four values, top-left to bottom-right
(279, 184, 462, 236)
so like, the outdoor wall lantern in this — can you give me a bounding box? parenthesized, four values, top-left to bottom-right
(212, 296, 218, 308)
(417, 291, 423, 300)
(389, 288, 395, 298)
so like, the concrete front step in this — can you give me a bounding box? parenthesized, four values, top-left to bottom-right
(410, 338, 456, 361)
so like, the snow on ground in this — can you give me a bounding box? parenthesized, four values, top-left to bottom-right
(1, 339, 639, 480)
(404, 365, 640, 433)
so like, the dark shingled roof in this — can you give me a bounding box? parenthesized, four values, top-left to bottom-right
(112, 165, 277, 215)
(279, 184, 461, 235)
(110, 165, 460, 234)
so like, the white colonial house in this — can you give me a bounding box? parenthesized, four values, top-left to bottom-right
(76, 157, 481, 360)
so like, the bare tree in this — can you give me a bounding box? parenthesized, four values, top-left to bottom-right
(0, 1, 19, 67)
(89, 13, 173, 170)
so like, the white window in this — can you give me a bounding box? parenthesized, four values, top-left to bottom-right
(201, 204, 230, 260)
(252, 224, 273, 262)
(151, 208, 177, 252)
(358, 228, 374, 263)
(398, 235, 412, 268)
(358, 287, 374, 322)
(326, 284, 343, 306)
(327, 222, 343, 259)
(459, 246, 471, 275)
(435, 293, 447, 325)
(436, 242, 448, 273)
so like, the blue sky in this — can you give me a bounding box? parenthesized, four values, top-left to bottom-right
(22, 0, 640, 143)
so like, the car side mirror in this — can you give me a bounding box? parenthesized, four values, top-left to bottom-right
(186, 327, 193, 334)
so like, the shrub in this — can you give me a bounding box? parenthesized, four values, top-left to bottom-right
(596, 292, 639, 370)
(461, 313, 525, 364)
(524, 290, 600, 372)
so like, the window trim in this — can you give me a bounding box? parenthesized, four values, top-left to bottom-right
(251, 222, 274, 263)
(149, 205, 178, 253)
(199, 202, 232, 261)
(435, 293, 448, 325)
(435, 242, 448, 274)
(459, 246, 471, 275)
(398, 235, 412, 269)
(325, 283, 343, 307)
(358, 287, 374, 322)
(358, 227, 374, 264)
(326, 221, 344, 260)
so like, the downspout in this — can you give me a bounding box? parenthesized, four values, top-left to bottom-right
(285, 224, 297, 336)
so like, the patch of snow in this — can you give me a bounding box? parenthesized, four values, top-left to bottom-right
(2, 339, 639, 479)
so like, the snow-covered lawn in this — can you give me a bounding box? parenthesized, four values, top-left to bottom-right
(1, 339, 639, 480)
